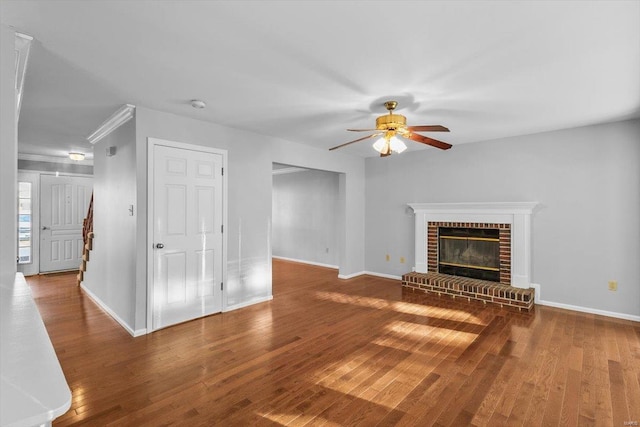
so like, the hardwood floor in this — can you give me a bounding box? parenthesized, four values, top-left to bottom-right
(28, 260, 640, 426)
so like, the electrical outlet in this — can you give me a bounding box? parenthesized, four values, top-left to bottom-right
(385, 254, 390, 262)
(400, 257, 405, 264)
(608, 280, 617, 291)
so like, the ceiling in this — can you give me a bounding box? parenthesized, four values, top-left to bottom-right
(2, 1, 639, 160)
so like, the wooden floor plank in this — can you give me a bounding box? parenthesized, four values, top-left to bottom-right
(22, 259, 640, 426)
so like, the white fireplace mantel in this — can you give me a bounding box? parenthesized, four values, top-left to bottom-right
(408, 202, 538, 289)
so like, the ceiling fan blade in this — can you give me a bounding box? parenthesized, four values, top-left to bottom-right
(329, 133, 382, 151)
(407, 133, 452, 150)
(407, 125, 450, 132)
(346, 128, 380, 132)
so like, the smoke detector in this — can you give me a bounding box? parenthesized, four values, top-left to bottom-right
(190, 99, 206, 109)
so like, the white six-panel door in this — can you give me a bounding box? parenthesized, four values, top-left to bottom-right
(40, 175, 92, 273)
(151, 142, 224, 330)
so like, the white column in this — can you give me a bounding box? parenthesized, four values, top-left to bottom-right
(414, 213, 427, 273)
(510, 213, 532, 289)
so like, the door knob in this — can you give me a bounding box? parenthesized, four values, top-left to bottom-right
(155, 243, 164, 249)
(41, 226, 49, 230)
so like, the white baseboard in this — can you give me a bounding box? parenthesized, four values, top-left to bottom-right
(531, 283, 542, 304)
(531, 283, 640, 322)
(363, 271, 402, 280)
(536, 299, 640, 322)
(80, 283, 146, 337)
(338, 270, 402, 280)
(338, 271, 365, 280)
(273, 258, 401, 281)
(224, 295, 273, 312)
(272, 256, 338, 270)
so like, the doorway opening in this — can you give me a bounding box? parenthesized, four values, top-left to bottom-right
(271, 163, 342, 271)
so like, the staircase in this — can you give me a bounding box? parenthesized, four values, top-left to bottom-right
(77, 193, 93, 285)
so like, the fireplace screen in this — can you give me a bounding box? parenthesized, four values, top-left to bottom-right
(438, 227, 500, 282)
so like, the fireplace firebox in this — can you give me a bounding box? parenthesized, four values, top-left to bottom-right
(438, 227, 500, 282)
(427, 221, 511, 285)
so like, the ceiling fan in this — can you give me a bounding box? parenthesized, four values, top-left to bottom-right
(329, 101, 452, 156)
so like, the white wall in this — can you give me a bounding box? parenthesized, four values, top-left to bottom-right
(134, 106, 365, 327)
(135, 107, 274, 316)
(272, 168, 340, 266)
(75, 105, 365, 334)
(82, 118, 138, 331)
(0, 25, 17, 286)
(365, 119, 640, 317)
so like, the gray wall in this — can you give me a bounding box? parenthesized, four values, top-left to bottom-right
(0, 25, 17, 286)
(365, 119, 640, 317)
(82, 117, 137, 330)
(272, 168, 340, 266)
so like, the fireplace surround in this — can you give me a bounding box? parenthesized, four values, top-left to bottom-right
(408, 202, 538, 289)
(404, 202, 538, 310)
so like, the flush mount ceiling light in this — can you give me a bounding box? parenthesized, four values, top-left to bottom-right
(190, 99, 206, 109)
(330, 100, 453, 157)
(68, 152, 85, 161)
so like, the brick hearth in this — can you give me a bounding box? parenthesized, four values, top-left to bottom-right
(402, 272, 535, 311)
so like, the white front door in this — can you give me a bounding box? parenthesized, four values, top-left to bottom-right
(151, 142, 224, 330)
(40, 174, 92, 273)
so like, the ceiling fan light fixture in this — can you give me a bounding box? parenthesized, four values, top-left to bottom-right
(373, 135, 406, 155)
(389, 136, 407, 153)
(372, 137, 386, 153)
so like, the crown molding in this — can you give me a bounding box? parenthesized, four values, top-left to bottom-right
(18, 153, 93, 166)
(87, 104, 136, 144)
(15, 32, 33, 122)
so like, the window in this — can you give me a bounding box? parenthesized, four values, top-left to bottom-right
(18, 182, 32, 264)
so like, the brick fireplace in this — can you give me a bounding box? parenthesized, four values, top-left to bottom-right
(403, 202, 538, 310)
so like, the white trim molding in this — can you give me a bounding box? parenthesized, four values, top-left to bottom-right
(338, 271, 366, 280)
(223, 295, 273, 312)
(272, 256, 338, 270)
(408, 202, 539, 289)
(531, 284, 640, 322)
(15, 32, 33, 121)
(80, 283, 146, 337)
(338, 271, 402, 280)
(364, 271, 402, 281)
(87, 104, 135, 144)
(272, 166, 310, 175)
